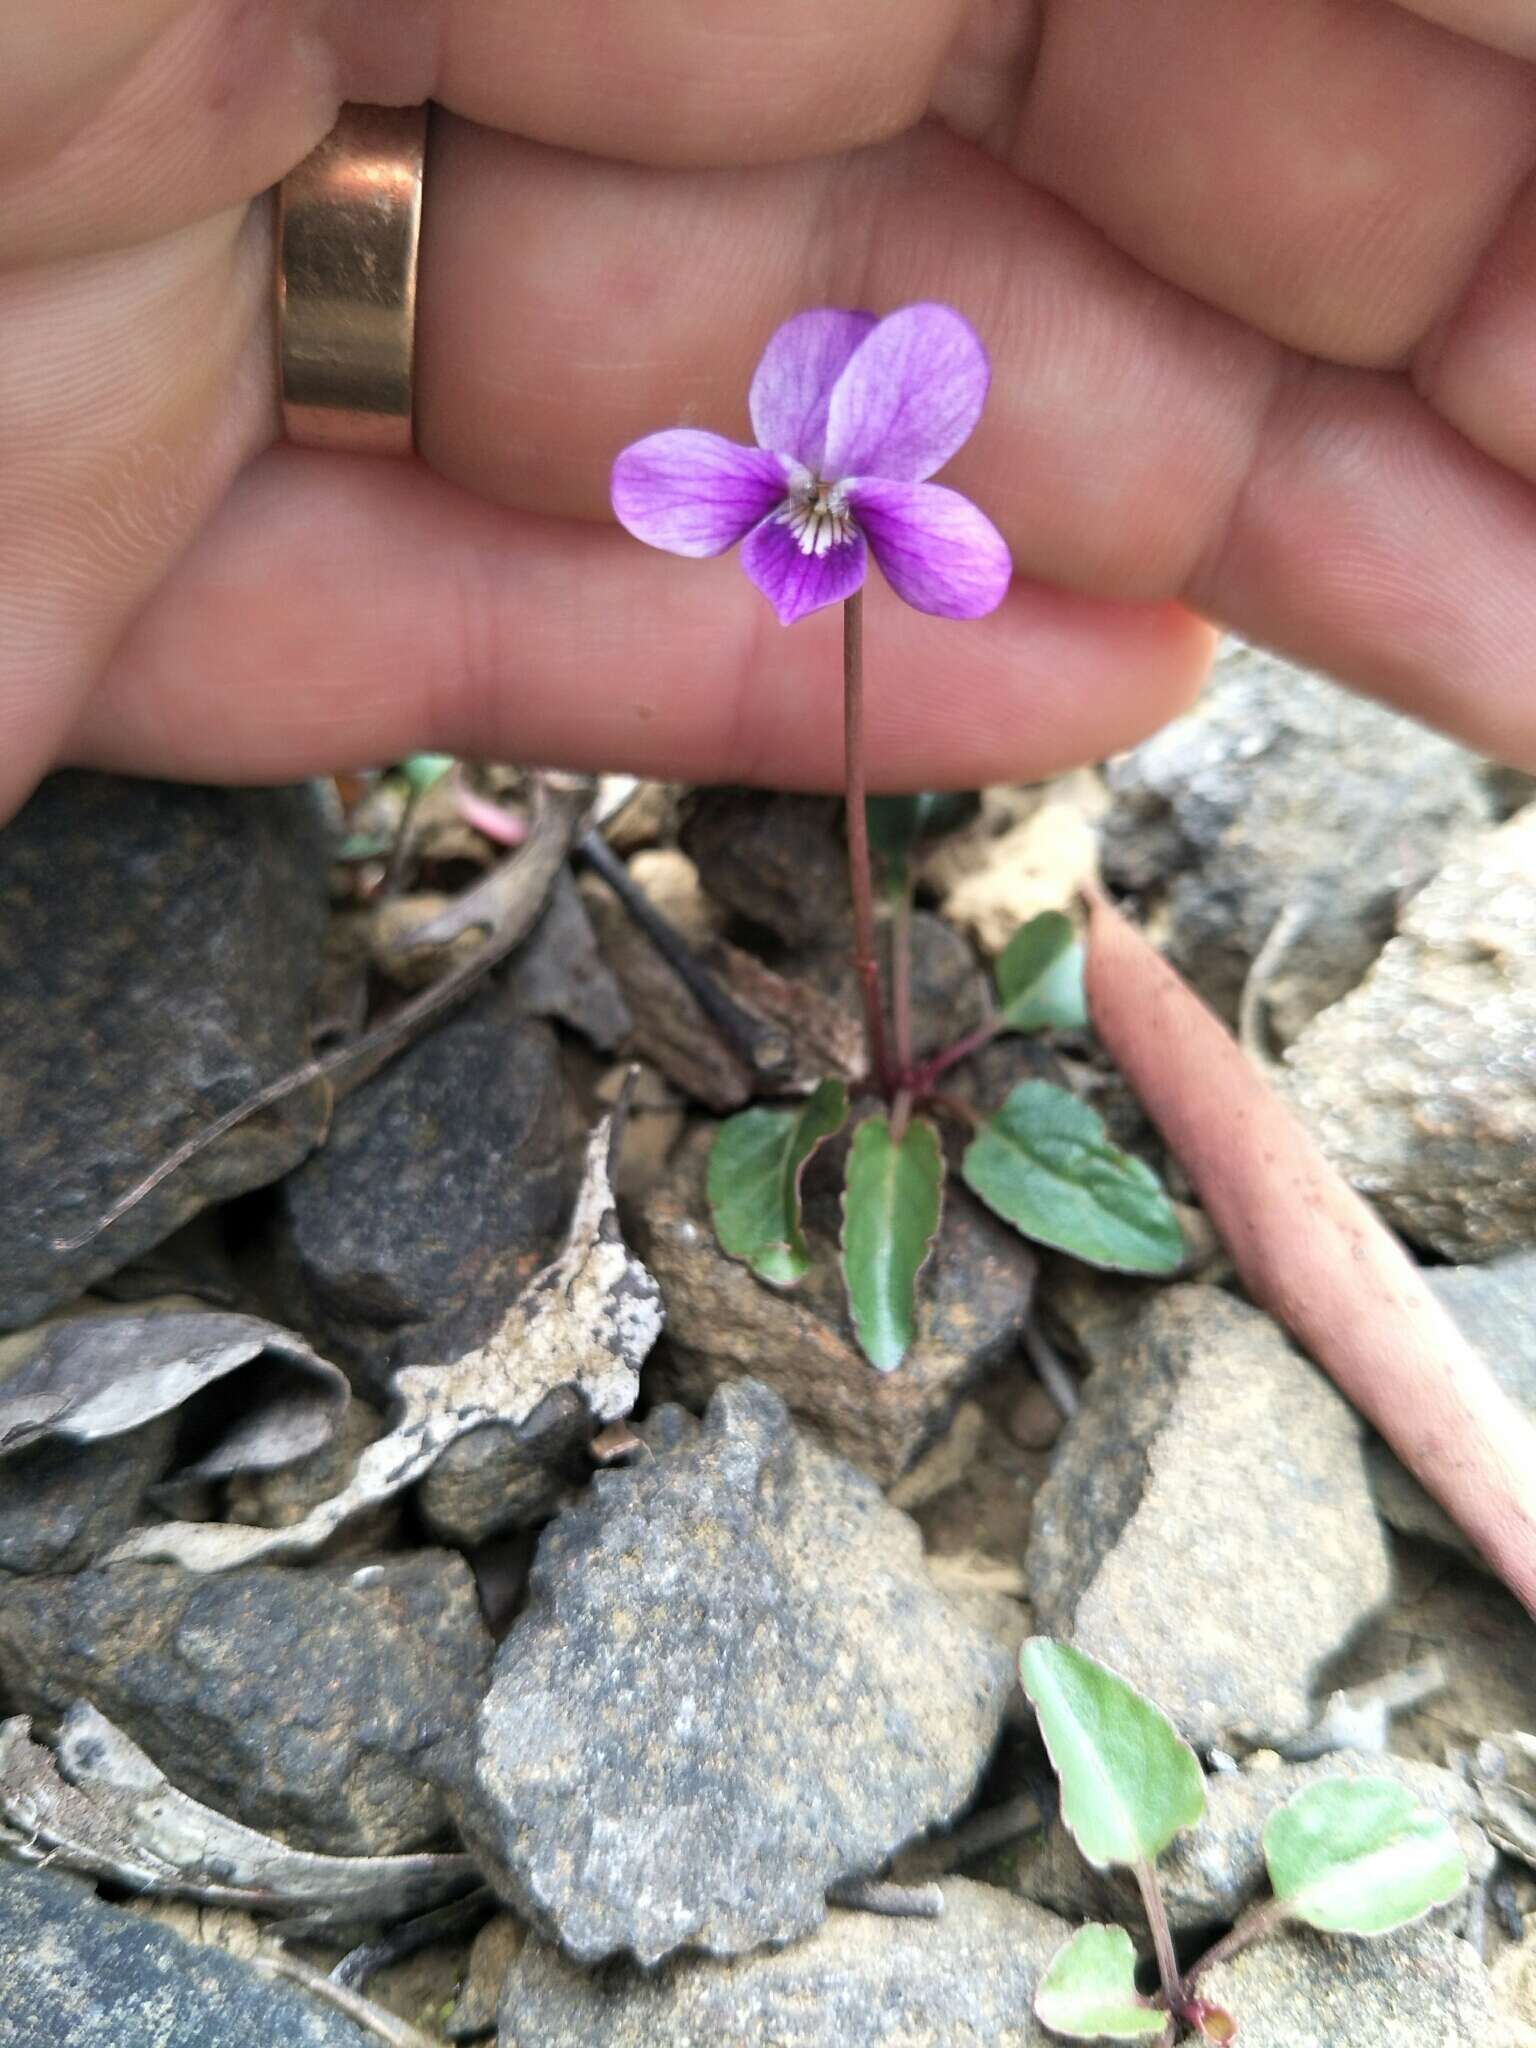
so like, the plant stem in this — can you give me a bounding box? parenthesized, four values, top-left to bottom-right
(889, 1086, 914, 1145)
(891, 873, 915, 1082)
(1183, 1899, 1286, 1988)
(842, 591, 891, 1092)
(909, 1013, 1003, 1095)
(1134, 1859, 1185, 2018)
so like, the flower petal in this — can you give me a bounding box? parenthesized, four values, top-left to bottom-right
(741, 514, 868, 626)
(823, 304, 991, 483)
(748, 308, 877, 472)
(845, 477, 1012, 618)
(610, 431, 788, 557)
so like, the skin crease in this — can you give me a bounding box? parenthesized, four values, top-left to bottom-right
(4, 0, 1536, 832)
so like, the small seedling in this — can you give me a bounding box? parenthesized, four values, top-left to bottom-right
(613, 304, 1185, 1370)
(1020, 1639, 1469, 2044)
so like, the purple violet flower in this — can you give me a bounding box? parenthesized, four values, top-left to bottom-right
(610, 303, 1012, 627)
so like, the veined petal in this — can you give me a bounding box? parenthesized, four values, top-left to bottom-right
(748, 308, 877, 473)
(610, 431, 788, 557)
(741, 513, 867, 626)
(846, 477, 1012, 619)
(823, 304, 990, 483)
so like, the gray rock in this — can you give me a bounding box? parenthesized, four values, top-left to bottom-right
(0, 1552, 492, 1854)
(0, 1863, 372, 2047)
(1369, 1253, 1536, 1558)
(497, 1879, 1066, 2046)
(277, 989, 567, 1389)
(0, 773, 333, 1326)
(641, 1127, 1037, 1487)
(1282, 805, 1536, 1259)
(1015, 1751, 1490, 1936)
(0, 1416, 176, 1575)
(1026, 1287, 1392, 1750)
(679, 790, 850, 947)
(794, 909, 991, 1060)
(415, 1405, 579, 1546)
(1100, 640, 1493, 1045)
(442, 1382, 1014, 1965)
(503, 871, 632, 1052)
(1202, 1920, 1498, 2048)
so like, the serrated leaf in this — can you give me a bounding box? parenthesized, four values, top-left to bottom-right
(1262, 1777, 1468, 1935)
(1034, 1925, 1169, 2041)
(1020, 1640, 1205, 1869)
(706, 1079, 848, 1285)
(996, 912, 1088, 1034)
(840, 1114, 943, 1373)
(961, 1081, 1184, 1273)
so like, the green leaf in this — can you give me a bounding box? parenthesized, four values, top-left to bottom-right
(1262, 1778, 1468, 1935)
(840, 1114, 943, 1373)
(1034, 1926, 1169, 2041)
(865, 791, 979, 861)
(1019, 1639, 1205, 1869)
(961, 1082, 1184, 1274)
(401, 752, 455, 795)
(995, 912, 1088, 1034)
(705, 1079, 848, 1286)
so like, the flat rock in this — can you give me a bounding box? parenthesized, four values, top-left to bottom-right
(497, 1879, 1066, 2046)
(641, 1127, 1036, 1487)
(1369, 1253, 1536, 1558)
(678, 790, 850, 947)
(0, 1864, 371, 2047)
(277, 988, 567, 1389)
(442, 1382, 1015, 1965)
(0, 1552, 492, 1854)
(1282, 805, 1536, 1258)
(1014, 1750, 1490, 1936)
(0, 773, 332, 1326)
(1026, 1287, 1392, 1750)
(1100, 640, 1493, 1045)
(1202, 1920, 1498, 2048)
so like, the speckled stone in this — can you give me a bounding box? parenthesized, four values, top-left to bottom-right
(441, 1383, 1015, 1965)
(678, 791, 850, 947)
(1202, 1919, 1498, 2048)
(1100, 639, 1493, 1045)
(1026, 1287, 1392, 1751)
(0, 1864, 372, 2047)
(0, 1553, 492, 1854)
(1368, 1253, 1536, 1559)
(497, 1881, 1066, 2046)
(1282, 805, 1536, 1259)
(0, 774, 332, 1326)
(276, 987, 567, 1390)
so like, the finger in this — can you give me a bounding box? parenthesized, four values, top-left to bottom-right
(71, 447, 1213, 791)
(0, 201, 273, 826)
(1012, 0, 1536, 366)
(1392, 0, 1536, 59)
(2, 0, 974, 266)
(1188, 359, 1536, 773)
(417, 118, 1536, 767)
(1414, 172, 1536, 480)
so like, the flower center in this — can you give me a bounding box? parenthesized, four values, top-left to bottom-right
(778, 470, 855, 558)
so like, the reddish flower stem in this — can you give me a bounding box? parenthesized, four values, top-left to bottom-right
(907, 1013, 1003, 1095)
(842, 592, 892, 1091)
(891, 877, 915, 1082)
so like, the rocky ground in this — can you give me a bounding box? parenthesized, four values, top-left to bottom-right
(1, 639, 1533, 2046)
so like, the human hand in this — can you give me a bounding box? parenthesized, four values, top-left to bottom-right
(6, 0, 1535, 830)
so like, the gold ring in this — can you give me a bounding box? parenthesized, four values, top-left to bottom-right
(276, 104, 428, 456)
